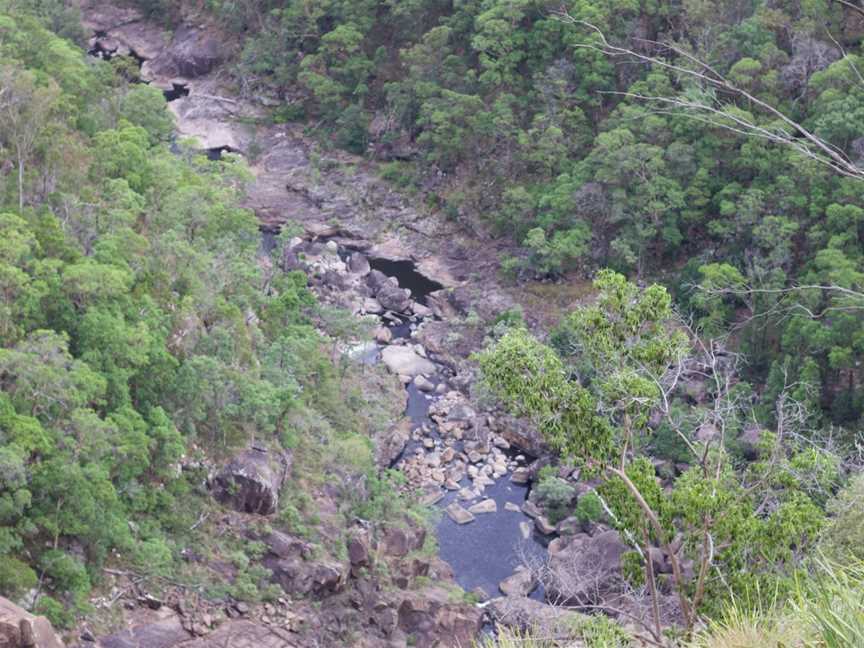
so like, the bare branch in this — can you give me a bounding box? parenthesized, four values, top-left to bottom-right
(555, 16, 864, 180)
(833, 0, 864, 20)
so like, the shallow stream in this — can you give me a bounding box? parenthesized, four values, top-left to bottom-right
(375, 257, 549, 600)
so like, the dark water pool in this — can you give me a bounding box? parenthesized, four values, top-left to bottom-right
(368, 258, 443, 305)
(436, 478, 547, 600)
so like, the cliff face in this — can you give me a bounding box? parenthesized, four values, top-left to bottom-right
(0, 597, 64, 648)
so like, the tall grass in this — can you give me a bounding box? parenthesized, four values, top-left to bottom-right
(693, 559, 864, 648)
(792, 559, 864, 648)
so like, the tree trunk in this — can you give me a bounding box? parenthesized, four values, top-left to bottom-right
(16, 145, 23, 212)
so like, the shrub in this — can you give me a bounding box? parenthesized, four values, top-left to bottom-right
(820, 473, 864, 561)
(0, 556, 37, 599)
(35, 596, 75, 629)
(575, 491, 603, 525)
(535, 473, 576, 524)
(39, 550, 90, 600)
(133, 537, 173, 576)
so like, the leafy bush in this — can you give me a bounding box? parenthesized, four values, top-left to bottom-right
(0, 556, 37, 599)
(535, 472, 576, 524)
(35, 596, 75, 629)
(820, 473, 864, 561)
(575, 491, 603, 526)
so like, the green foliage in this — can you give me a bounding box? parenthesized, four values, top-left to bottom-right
(175, 0, 864, 432)
(820, 474, 864, 562)
(535, 472, 576, 524)
(0, 6, 378, 620)
(0, 555, 37, 598)
(574, 491, 603, 525)
(476, 326, 614, 464)
(35, 596, 75, 629)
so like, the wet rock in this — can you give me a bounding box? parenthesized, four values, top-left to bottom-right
(211, 448, 290, 515)
(498, 568, 537, 597)
(521, 501, 542, 519)
(458, 487, 476, 501)
(445, 502, 475, 525)
(0, 596, 64, 648)
(534, 516, 556, 536)
(504, 502, 521, 513)
(413, 375, 435, 392)
(468, 499, 497, 515)
(381, 346, 435, 377)
(510, 467, 530, 484)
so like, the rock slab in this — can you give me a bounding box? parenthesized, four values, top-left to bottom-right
(381, 346, 436, 377)
(445, 502, 475, 524)
(211, 448, 291, 515)
(0, 597, 64, 648)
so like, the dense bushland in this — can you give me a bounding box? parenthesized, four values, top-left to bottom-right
(0, 3, 394, 625)
(156, 0, 864, 432)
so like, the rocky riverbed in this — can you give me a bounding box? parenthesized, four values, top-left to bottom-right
(39, 4, 676, 647)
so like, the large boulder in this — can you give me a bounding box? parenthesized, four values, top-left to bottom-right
(397, 587, 482, 648)
(381, 524, 426, 558)
(374, 418, 411, 468)
(366, 269, 392, 294)
(271, 557, 346, 596)
(491, 413, 549, 456)
(348, 253, 371, 276)
(545, 530, 628, 607)
(380, 346, 435, 377)
(211, 448, 291, 515)
(487, 597, 588, 636)
(98, 615, 189, 648)
(0, 597, 63, 648)
(498, 568, 537, 597)
(169, 26, 225, 78)
(376, 285, 411, 313)
(781, 35, 841, 94)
